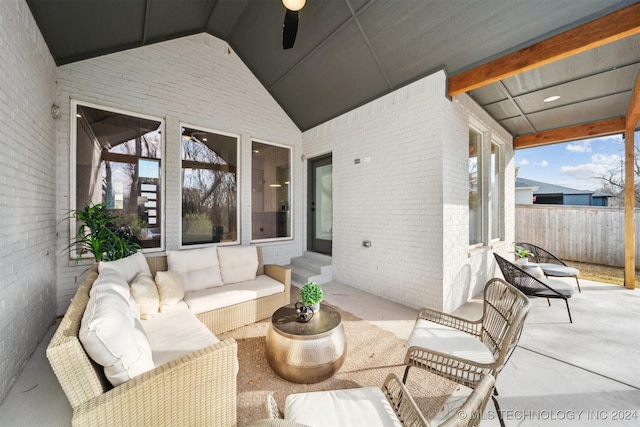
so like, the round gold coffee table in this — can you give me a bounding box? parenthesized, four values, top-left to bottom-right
(265, 303, 346, 384)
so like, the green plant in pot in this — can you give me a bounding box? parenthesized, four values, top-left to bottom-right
(66, 203, 141, 262)
(513, 245, 531, 264)
(300, 281, 323, 312)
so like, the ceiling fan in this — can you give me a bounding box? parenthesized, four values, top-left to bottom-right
(282, 0, 306, 49)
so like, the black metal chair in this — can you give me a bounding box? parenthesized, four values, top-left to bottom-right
(515, 242, 581, 292)
(494, 252, 575, 323)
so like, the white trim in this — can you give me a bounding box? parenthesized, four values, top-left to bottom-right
(178, 122, 241, 249)
(250, 138, 294, 244)
(70, 100, 166, 259)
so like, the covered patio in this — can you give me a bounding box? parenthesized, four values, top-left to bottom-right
(1, 276, 638, 426)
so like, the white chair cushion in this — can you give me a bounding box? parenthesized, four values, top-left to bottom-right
(406, 319, 495, 364)
(98, 251, 151, 283)
(130, 272, 159, 319)
(184, 275, 284, 314)
(141, 308, 219, 367)
(217, 246, 259, 285)
(539, 277, 575, 296)
(154, 271, 185, 312)
(284, 387, 402, 427)
(167, 247, 223, 291)
(537, 263, 579, 277)
(80, 268, 155, 386)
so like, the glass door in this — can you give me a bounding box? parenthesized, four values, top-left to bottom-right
(308, 154, 332, 255)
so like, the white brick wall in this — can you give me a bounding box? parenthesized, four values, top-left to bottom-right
(0, 0, 57, 403)
(54, 34, 303, 315)
(303, 71, 513, 312)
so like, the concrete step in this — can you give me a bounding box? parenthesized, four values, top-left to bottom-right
(286, 252, 333, 285)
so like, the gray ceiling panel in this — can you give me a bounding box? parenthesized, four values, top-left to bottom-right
(25, 0, 639, 133)
(145, 0, 214, 42)
(270, 23, 390, 130)
(498, 116, 536, 136)
(28, 0, 146, 63)
(469, 84, 511, 106)
(515, 64, 639, 114)
(229, 1, 353, 87)
(527, 92, 631, 132)
(503, 35, 640, 95)
(484, 100, 522, 122)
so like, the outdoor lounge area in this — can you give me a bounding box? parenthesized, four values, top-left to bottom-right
(2, 1, 639, 426)
(1, 275, 639, 426)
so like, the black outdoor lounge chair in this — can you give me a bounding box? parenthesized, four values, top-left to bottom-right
(493, 253, 575, 323)
(515, 242, 581, 292)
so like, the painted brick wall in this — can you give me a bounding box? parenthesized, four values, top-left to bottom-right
(0, 0, 57, 403)
(303, 71, 513, 311)
(54, 34, 303, 315)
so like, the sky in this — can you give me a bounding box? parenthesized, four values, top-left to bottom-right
(514, 131, 639, 191)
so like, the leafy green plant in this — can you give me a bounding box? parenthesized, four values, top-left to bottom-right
(300, 282, 323, 306)
(513, 245, 531, 260)
(66, 203, 141, 262)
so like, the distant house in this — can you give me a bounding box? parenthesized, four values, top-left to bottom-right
(515, 178, 610, 206)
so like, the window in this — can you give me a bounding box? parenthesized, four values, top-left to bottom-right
(73, 101, 163, 252)
(181, 125, 238, 246)
(490, 142, 501, 240)
(469, 128, 483, 246)
(251, 141, 292, 241)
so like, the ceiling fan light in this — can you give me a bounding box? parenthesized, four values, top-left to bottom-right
(282, 0, 305, 12)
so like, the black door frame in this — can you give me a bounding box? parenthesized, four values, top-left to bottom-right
(307, 153, 332, 255)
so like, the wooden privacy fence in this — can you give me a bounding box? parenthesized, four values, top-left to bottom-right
(515, 204, 640, 267)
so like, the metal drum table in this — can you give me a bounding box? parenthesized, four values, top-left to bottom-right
(265, 303, 346, 384)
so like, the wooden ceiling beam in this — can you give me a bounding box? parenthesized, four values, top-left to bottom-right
(448, 3, 640, 96)
(513, 117, 626, 149)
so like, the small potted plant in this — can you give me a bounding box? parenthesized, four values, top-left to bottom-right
(513, 245, 531, 264)
(300, 281, 323, 312)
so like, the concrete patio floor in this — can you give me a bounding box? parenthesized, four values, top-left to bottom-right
(1, 277, 638, 426)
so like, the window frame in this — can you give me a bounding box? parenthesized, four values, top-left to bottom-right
(179, 123, 240, 248)
(250, 138, 294, 243)
(468, 124, 485, 248)
(70, 99, 166, 259)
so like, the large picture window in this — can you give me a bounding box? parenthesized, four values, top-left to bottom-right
(181, 125, 238, 245)
(73, 101, 163, 252)
(251, 141, 292, 241)
(490, 142, 501, 241)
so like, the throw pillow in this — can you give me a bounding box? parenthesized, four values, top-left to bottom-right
(130, 272, 160, 320)
(217, 246, 259, 284)
(155, 271, 185, 312)
(79, 272, 155, 387)
(166, 247, 223, 291)
(98, 251, 151, 283)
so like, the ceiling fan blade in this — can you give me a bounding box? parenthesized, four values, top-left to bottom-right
(282, 9, 299, 49)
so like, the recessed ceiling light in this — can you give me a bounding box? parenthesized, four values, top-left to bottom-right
(543, 95, 561, 103)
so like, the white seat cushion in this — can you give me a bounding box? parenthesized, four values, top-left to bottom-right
(284, 387, 402, 427)
(217, 246, 259, 284)
(184, 275, 284, 314)
(406, 319, 495, 364)
(141, 308, 219, 367)
(537, 263, 579, 277)
(167, 247, 223, 291)
(538, 277, 575, 296)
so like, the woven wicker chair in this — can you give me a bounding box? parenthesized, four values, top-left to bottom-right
(403, 278, 531, 427)
(494, 252, 575, 323)
(260, 372, 496, 427)
(515, 242, 581, 292)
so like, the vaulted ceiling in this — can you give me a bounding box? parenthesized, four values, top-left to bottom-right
(27, 0, 640, 137)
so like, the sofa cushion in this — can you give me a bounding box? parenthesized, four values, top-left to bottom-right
(217, 246, 259, 285)
(141, 308, 220, 367)
(284, 387, 402, 427)
(167, 247, 223, 292)
(80, 268, 155, 386)
(90, 266, 140, 319)
(184, 275, 284, 314)
(130, 272, 159, 319)
(98, 251, 151, 283)
(155, 271, 185, 312)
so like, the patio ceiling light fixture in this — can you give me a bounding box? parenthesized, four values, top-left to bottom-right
(543, 95, 561, 103)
